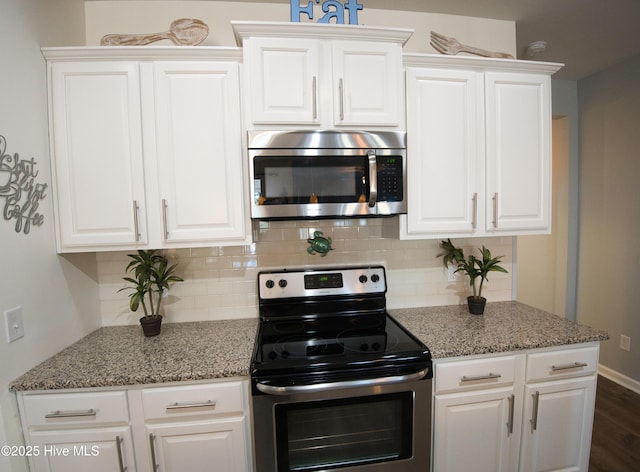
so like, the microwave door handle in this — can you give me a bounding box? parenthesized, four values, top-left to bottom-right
(368, 150, 377, 207)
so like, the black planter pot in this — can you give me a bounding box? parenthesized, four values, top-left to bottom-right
(140, 314, 163, 337)
(467, 296, 486, 315)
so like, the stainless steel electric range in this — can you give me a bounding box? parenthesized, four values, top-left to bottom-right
(250, 266, 432, 472)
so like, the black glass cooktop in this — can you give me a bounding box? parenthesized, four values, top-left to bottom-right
(251, 313, 431, 384)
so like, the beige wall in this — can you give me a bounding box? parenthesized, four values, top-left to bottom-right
(517, 117, 570, 317)
(83, 0, 516, 54)
(577, 53, 640, 384)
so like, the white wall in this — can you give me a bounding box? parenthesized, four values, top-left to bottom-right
(577, 53, 640, 384)
(0, 1, 100, 471)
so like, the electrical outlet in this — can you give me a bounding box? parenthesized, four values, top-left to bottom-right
(4, 306, 24, 343)
(447, 266, 457, 282)
(620, 334, 631, 352)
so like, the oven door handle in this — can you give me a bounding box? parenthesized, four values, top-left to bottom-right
(255, 368, 429, 395)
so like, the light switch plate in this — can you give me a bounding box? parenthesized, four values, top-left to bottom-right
(4, 306, 24, 343)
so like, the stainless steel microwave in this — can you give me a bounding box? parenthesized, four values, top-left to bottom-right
(248, 130, 407, 219)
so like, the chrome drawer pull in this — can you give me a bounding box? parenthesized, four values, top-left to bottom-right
(530, 390, 540, 432)
(166, 400, 216, 411)
(507, 394, 515, 436)
(45, 409, 96, 419)
(115, 435, 127, 472)
(551, 361, 588, 372)
(461, 373, 502, 382)
(149, 433, 158, 471)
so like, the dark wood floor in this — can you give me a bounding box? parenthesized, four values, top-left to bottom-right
(589, 375, 640, 472)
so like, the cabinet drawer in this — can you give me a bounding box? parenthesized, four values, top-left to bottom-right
(526, 345, 599, 382)
(435, 355, 518, 394)
(141, 381, 244, 420)
(22, 390, 129, 428)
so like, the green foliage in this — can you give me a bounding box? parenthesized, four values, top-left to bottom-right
(437, 239, 508, 298)
(118, 250, 183, 317)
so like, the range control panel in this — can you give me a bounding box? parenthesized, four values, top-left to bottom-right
(258, 266, 386, 300)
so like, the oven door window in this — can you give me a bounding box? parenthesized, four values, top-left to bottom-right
(274, 392, 413, 471)
(253, 155, 366, 205)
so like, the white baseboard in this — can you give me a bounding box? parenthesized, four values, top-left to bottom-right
(598, 364, 640, 394)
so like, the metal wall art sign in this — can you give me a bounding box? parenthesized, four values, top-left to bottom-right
(290, 0, 363, 24)
(0, 135, 47, 234)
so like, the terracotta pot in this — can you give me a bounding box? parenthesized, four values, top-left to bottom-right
(467, 296, 486, 315)
(140, 314, 162, 337)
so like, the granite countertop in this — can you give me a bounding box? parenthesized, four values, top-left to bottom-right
(10, 318, 258, 391)
(11, 302, 608, 391)
(390, 301, 609, 359)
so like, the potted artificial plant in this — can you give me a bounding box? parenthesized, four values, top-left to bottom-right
(119, 249, 183, 336)
(437, 238, 508, 315)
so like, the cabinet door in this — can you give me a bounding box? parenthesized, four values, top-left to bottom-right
(485, 72, 551, 233)
(403, 67, 482, 237)
(245, 37, 320, 124)
(49, 61, 147, 251)
(147, 418, 248, 472)
(332, 41, 402, 126)
(153, 62, 247, 244)
(28, 427, 135, 472)
(519, 376, 596, 472)
(434, 388, 520, 472)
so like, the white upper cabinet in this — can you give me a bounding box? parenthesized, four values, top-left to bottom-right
(400, 55, 561, 239)
(485, 71, 552, 233)
(44, 48, 250, 252)
(234, 22, 411, 129)
(152, 61, 247, 244)
(49, 61, 148, 249)
(244, 37, 320, 124)
(404, 67, 483, 235)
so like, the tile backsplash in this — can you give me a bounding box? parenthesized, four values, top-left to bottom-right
(97, 218, 513, 325)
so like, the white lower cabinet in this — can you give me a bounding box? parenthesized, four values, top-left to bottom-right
(433, 344, 599, 472)
(17, 379, 252, 472)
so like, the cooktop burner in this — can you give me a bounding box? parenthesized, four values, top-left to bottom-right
(251, 266, 432, 387)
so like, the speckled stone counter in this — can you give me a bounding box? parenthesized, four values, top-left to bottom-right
(390, 301, 609, 359)
(10, 318, 258, 391)
(11, 302, 608, 391)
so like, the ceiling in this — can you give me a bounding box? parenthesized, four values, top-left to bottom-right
(225, 0, 640, 80)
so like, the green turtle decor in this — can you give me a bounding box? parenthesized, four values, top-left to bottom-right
(307, 231, 333, 257)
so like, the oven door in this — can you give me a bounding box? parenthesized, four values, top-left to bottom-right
(251, 376, 431, 472)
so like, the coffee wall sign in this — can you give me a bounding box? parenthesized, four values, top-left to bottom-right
(0, 135, 47, 234)
(290, 0, 363, 24)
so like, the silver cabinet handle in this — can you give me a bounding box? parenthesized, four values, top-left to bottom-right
(149, 433, 159, 471)
(460, 373, 502, 382)
(530, 390, 540, 432)
(166, 400, 216, 411)
(471, 192, 478, 229)
(115, 435, 127, 472)
(312, 76, 317, 120)
(492, 192, 499, 228)
(338, 78, 344, 121)
(257, 368, 428, 395)
(367, 150, 377, 208)
(507, 394, 515, 436)
(45, 409, 96, 419)
(551, 362, 588, 372)
(133, 200, 140, 242)
(161, 199, 169, 240)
